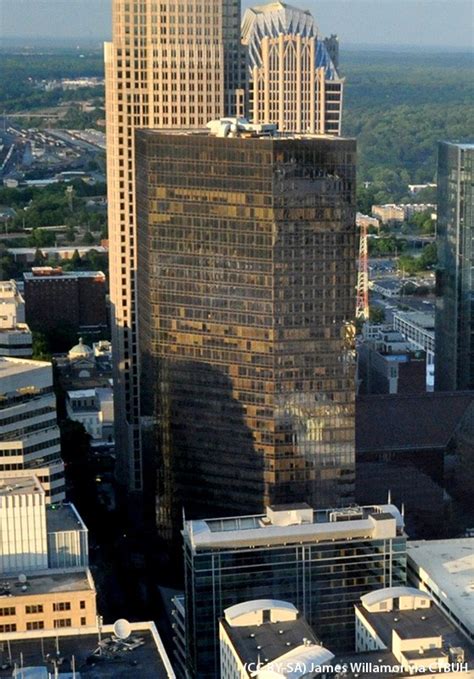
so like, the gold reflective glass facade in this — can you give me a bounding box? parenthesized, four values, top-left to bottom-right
(136, 131, 357, 540)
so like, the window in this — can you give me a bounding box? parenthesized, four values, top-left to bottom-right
(53, 602, 71, 612)
(25, 605, 43, 614)
(54, 619, 72, 628)
(80, 601, 86, 609)
(80, 617, 86, 626)
(26, 621, 44, 631)
(0, 624, 16, 632)
(0, 607, 15, 616)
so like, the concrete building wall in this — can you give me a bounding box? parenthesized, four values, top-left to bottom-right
(0, 483, 48, 574)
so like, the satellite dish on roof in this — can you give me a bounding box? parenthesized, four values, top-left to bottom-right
(113, 618, 132, 640)
(18, 574, 27, 584)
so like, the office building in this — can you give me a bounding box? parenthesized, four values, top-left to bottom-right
(23, 267, 107, 334)
(393, 310, 435, 390)
(0, 474, 95, 634)
(357, 328, 426, 395)
(219, 599, 332, 679)
(242, 2, 343, 134)
(435, 142, 474, 391)
(105, 0, 246, 494)
(0, 357, 65, 502)
(407, 539, 474, 643)
(183, 502, 406, 677)
(0, 475, 89, 574)
(136, 122, 357, 540)
(354, 586, 473, 674)
(0, 280, 32, 358)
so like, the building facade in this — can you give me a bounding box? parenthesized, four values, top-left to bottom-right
(0, 474, 95, 634)
(242, 2, 343, 134)
(0, 280, 32, 358)
(435, 142, 474, 391)
(183, 502, 406, 678)
(105, 0, 246, 494)
(136, 126, 357, 541)
(0, 358, 65, 502)
(23, 268, 107, 334)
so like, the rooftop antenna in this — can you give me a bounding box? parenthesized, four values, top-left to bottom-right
(401, 503, 405, 518)
(97, 614, 103, 652)
(72, 654, 76, 678)
(387, 489, 392, 504)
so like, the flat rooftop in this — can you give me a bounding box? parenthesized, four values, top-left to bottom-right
(24, 271, 105, 280)
(356, 392, 474, 453)
(0, 627, 172, 678)
(0, 570, 93, 597)
(357, 602, 474, 665)
(46, 503, 87, 534)
(138, 126, 352, 142)
(0, 356, 50, 381)
(408, 539, 474, 634)
(221, 616, 318, 668)
(393, 310, 435, 331)
(184, 503, 403, 552)
(0, 476, 42, 497)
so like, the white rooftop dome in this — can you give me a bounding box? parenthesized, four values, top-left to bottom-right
(68, 337, 93, 360)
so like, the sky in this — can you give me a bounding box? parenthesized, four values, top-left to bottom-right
(0, 0, 473, 49)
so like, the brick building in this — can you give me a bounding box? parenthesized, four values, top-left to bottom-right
(23, 267, 107, 334)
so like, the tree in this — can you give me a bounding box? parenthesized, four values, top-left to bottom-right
(82, 230, 95, 245)
(33, 248, 46, 266)
(370, 306, 386, 324)
(32, 331, 51, 361)
(419, 242, 438, 269)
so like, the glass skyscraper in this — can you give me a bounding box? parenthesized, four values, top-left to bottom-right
(435, 142, 474, 391)
(136, 125, 357, 543)
(183, 503, 407, 677)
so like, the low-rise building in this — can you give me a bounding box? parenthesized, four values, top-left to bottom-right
(393, 310, 435, 391)
(357, 329, 426, 395)
(0, 357, 65, 502)
(0, 569, 97, 634)
(407, 539, 474, 644)
(372, 204, 405, 223)
(66, 386, 114, 441)
(219, 600, 332, 679)
(354, 586, 473, 675)
(8, 245, 108, 264)
(0, 621, 175, 677)
(357, 212, 380, 230)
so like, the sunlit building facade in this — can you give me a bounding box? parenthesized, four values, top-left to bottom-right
(136, 124, 357, 541)
(105, 0, 246, 494)
(242, 2, 344, 134)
